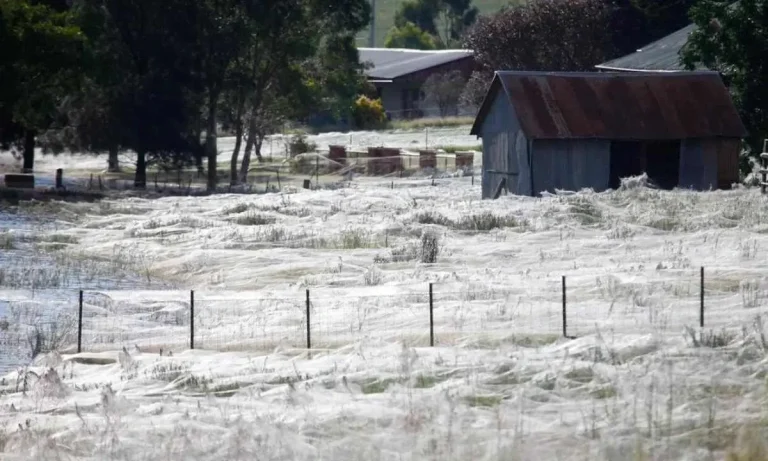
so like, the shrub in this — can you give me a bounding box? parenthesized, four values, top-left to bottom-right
(420, 231, 441, 263)
(287, 134, 317, 158)
(351, 95, 387, 130)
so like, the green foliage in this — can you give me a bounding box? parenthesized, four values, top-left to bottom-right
(391, 0, 477, 48)
(681, 0, 766, 166)
(0, 0, 84, 169)
(351, 95, 387, 129)
(384, 21, 437, 49)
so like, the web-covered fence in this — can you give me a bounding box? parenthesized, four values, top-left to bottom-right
(2, 267, 768, 357)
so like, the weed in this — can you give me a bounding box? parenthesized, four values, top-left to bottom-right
(363, 264, 383, 286)
(465, 395, 503, 407)
(360, 378, 396, 394)
(0, 232, 15, 250)
(234, 212, 276, 226)
(685, 326, 737, 348)
(420, 231, 441, 264)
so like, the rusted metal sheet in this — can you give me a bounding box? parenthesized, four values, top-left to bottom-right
(367, 147, 401, 175)
(328, 145, 346, 171)
(455, 152, 474, 169)
(419, 150, 437, 169)
(472, 71, 747, 140)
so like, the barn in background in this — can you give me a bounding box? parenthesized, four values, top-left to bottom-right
(470, 71, 747, 199)
(359, 48, 474, 119)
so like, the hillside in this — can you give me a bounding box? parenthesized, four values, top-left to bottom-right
(356, 0, 521, 48)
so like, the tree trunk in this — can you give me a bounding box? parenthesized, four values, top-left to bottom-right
(205, 97, 219, 191)
(135, 150, 147, 189)
(239, 118, 255, 184)
(195, 123, 204, 177)
(107, 144, 120, 172)
(22, 130, 35, 173)
(230, 120, 243, 186)
(239, 135, 263, 184)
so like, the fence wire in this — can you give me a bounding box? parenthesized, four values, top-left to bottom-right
(1, 268, 768, 362)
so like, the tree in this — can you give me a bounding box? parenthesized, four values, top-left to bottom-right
(459, 70, 492, 115)
(384, 21, 437, 49)
(71, 0, 205, 188)
(463, 0, 613, 72)
(681, 0, 768, 161)
(226, 0, 372, 185)
(0, 0, 84, 172)
(389, 0, 477, 49)
(422, 70, 465, 116)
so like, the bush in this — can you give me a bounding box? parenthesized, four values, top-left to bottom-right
(351, 95, 388, 130)
(420, 231, 441, 264)
(287, 134, 317, 158)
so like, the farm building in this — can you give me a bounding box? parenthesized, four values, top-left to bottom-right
(359, 48, 475, 119)
(470, 71, 747, 199)
(595, 24, 701, 73)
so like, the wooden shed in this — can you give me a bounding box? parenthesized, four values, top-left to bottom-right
(470, 71, 748, 199)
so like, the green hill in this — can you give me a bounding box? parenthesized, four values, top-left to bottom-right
(356, 0, 521, 48)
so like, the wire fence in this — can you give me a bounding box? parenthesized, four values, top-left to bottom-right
(2, 266, 768, 359)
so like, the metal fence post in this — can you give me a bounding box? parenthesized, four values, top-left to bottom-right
(429, 283, 434, 347)
(306, 289, 311, 349)
(700, 267, 704, 328)
(190, 290, 195, 349)
(562, 276, 567, 338)
(77, 290, 83, 353)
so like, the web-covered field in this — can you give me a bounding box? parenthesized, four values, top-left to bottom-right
(2, 175, 768, 460)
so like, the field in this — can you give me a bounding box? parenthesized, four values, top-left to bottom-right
(356, 0, 519, 47)
(2, 128, 768, 459)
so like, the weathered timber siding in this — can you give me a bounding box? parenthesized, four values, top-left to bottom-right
(714, 138, 741, 189)
(531, 140, 610, 195)
(679, 139, 717, 190)
(481, 92, 530, 198)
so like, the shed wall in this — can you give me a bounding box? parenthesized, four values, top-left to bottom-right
(531, 140, 611, 195)
(679, 139, 718, 190)
(480, 92, 530, 198)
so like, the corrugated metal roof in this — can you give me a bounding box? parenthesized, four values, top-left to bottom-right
(359, 48, 473, 80)
(595, 24, 703, 72)
(470, 71, 747, 140)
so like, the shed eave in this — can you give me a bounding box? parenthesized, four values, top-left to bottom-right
(593, 65, 684, 73)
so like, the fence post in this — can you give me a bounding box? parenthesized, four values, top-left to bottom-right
(190, 290, 195, 349)
(77, 290, 83, 353)
(562, 276, 567, 338)
(700, 267, 704, 328)
(306, 289, 311, 349)
(429, 283, 434, 347)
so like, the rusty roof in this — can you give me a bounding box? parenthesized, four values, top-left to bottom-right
(470, 71, 747, 140)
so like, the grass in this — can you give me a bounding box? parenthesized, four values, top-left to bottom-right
(415, 210, 523, 232)
(388, 116, 475, 131)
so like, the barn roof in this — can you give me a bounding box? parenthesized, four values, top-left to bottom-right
(470, 71, 747, 140)
(359, 48, 473, 81)
(595, 24, 700, 72)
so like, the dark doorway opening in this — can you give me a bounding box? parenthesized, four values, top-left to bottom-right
(609, 141, 645, 189)
(609, 140, 681, 190)
(645, 141, 681, 190)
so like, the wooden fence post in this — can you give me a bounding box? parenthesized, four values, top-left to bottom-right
(190, 290, 195, 349)
(77, 290, 83, 353)
(699, 266, 704, 328)
(306, 289, 311, 349)
(562, 276, 568, 338)
(429, 283, 434, 347)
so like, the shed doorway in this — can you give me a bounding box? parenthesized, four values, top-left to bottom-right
(609, 140, 681, 190)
